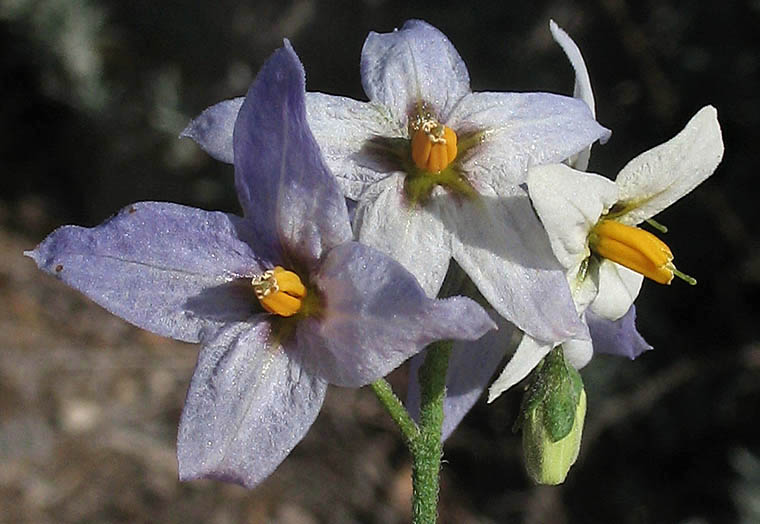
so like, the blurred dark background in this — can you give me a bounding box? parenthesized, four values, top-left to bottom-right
(2, 1, 759, 522)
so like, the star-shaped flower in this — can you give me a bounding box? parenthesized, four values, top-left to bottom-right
(405, 22, 606, 438)
(182, 19, 610, 345)
(26, 42, 496, 487)
(488, 104, 724, 402)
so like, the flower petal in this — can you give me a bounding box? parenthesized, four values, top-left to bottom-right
(527, 163, 618, 271)
(179, 93, 404, 199)
(303, 241, 496, 387)
(361, 19, 470, 125)
(448, 191, 587, 343)
(562, 335, 594, 370)
(181, 97, 244, 164)
(25, 202, 264, 343)
(233, 41, 352, 266)
(587, 305, 652, 359)
(353, 175, 451, 297)
(549, 20, 598, 171)
(446, 92, 610, 189)
(549, 21, 595, 119)
(615, 105, 724, 225)
(408, 311, 515, 441)
(305, 92, 402, 200)
(589, 260, 643, 321)
(488, 334, 553, 402)
(177, 321, 327, 488)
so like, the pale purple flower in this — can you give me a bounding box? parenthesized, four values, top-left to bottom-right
(182, 19, 611, 346)
(26, 42, 496, 487)
(407, 22, 646, 436)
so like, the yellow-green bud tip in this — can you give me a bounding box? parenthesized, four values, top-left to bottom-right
(523, 388, 587, 485)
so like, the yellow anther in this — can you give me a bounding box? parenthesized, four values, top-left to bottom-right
(410, 118, 457, 173)
(590, 220, 675, 284)
(251, 266, 307, 317)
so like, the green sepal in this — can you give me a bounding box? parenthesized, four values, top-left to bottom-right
(515, 345, 587, 485)
(513, 346, 582, 442)
(404, 165, 477, 206)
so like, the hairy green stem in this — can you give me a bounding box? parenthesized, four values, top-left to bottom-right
(411, 340, 452, 524)
(369, 340, 452, 524)
(370, 378, 420, 447)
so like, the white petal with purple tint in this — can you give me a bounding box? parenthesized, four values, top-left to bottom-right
(181, 97, 244, 164)
(448, 92, 610, 189)
(361, 19, 470, 125)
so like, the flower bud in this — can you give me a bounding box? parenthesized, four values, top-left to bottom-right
(515, 346, 586, 485)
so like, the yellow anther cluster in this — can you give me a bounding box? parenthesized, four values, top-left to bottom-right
(252, 266, 307, 317)
(590, 220, 675, 284)
(410, 117, 458, 173)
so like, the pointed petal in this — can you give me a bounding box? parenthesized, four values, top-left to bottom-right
(549, 20, 595, 118)
(353, 175, 451, 297)
(305, 92, 402, 200)
(181, 98, 244, 164)
(488, 334, 553, 402)
(361, 19, 470, 125)
(407, 312, 515, 441)
(448, 191, 586, 343)
(303, 241, 496, 387)
(589, 260, 644, 321)
(25, 202, 264, 343)
(615, 105, 724, 224)
(446, 92, 610, 189)
(587, 306, 652, 359)
(233, 42, 352, 266)
(178, 321, 327, 488)
(549, 20, 599, 171)
(527, 164, 618, 270)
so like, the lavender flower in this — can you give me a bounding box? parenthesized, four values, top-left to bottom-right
(182, 19, 611, 345)
(26, 43, 495, 488)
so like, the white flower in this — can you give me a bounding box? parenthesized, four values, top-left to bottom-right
(489, 105, 724, 401)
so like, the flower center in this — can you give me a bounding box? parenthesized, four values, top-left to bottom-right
(251, 266, 307, 317)
(589, 220, 695, 285)
(410, 116, 458, 173)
